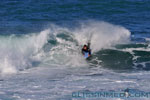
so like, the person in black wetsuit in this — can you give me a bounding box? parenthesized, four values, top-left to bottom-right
(81, 43, 91, 56)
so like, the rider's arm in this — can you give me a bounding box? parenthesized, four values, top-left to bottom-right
(87, 43, 90, 49)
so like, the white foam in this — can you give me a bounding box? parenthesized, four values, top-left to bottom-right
(73, 21, 131, 52)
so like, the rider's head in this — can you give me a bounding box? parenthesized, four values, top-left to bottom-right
(83, 44, 87, 50)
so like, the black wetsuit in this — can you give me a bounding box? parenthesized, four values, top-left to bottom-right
(81, 43, 91, 55)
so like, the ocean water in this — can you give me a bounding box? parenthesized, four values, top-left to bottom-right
(0, 0, 150, 100)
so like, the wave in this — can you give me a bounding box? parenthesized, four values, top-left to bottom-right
(0, 21, 131, 74)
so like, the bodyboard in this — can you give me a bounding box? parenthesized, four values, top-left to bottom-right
(84, 52, 89, 59)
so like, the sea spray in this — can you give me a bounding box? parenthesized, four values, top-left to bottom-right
(73, 21, 131, 52)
